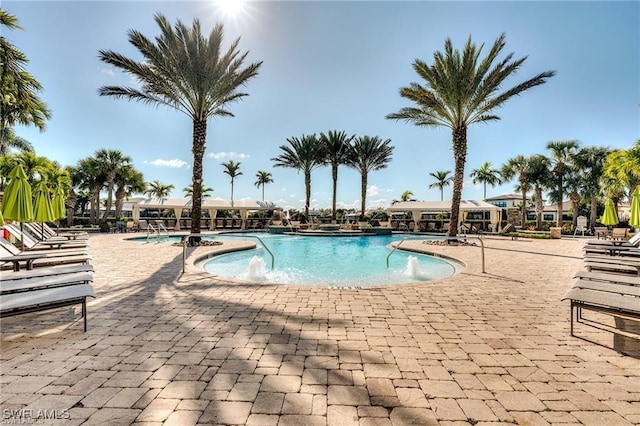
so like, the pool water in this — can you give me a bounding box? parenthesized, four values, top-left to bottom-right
(202, 234, 458, 287)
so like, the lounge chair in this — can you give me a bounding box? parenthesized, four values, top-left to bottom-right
(0, 238, 91, 272)
(26, 222, 88, 241)
(4, 224, 87, 251)
(611, 227, 629, 241)
(1, 271, 95, 331)
(594, 227, 609, 239)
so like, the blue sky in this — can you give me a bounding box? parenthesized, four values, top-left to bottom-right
(4, 1, 639, 211)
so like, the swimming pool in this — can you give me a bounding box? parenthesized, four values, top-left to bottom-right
(199, 234, 460, 287)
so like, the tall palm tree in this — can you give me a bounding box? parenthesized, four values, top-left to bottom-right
(98, 14, 262, 242)
(525, 154, 552, 230)
(0, 10, 51, 147)
(546, 140, 579, 227)
(470, 161, 502, 200)
(574, 146, 613, 230)
(428, 170, 453, 201)
(501, 155, 531, 227)
(94, 149, 133, 222)
(387, 33, 555, 237)
(76, 157, 105, 225)
(319, 130, 354, 220)
(144, 180, 175, 199)
(345, 135, 394, 218)
(114, 165, 145, 220)
(603, 140, 640, 197)
(221, 160, 242, 207)
(184, 183, 213, 199)
(254, 170, 273, 202)
(272, 134, 324, 218)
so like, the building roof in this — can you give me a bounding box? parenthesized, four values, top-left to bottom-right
(387, 200, 501, 212)
(485, 193, 531, 202)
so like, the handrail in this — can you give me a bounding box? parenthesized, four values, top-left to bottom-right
(386, 234, 486, 274)
(181, 233, 275, 274)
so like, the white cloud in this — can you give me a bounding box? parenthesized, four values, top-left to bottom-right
(367, 185, 380, 197)
(100, 67, 115, 77)
(144, 159, 189, 168)
(207, 152, 251, 160)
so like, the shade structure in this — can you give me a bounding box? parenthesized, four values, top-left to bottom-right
(2, 164, 34, 223)
(601, 198, 619, 226)
(52, 186, 67, 220)
(630, 186, 640, 228)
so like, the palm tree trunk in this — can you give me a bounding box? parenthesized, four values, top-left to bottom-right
(360, 172, 368, 219)
(332, 164, 338, 220)
(230, 178, 234, 208)
(556, 174, 563, 227)
(449, 126, 467, 238)
(521, 189, 527, 227)
(590, 196, 598, 231)
(261, 184, 265, 202)
(115, 186, 125, 220)
(535, 186, 543, 230)
(101, 178, 115, 222)
(304, 171, 311, 218)
(570, 192, 580, 229)
(190, 119, 207, 242)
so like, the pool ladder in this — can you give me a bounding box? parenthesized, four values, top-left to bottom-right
(145, 223, 170, 243)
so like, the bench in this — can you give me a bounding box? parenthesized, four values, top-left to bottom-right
(562, 275, 640, 343)
(1, 271, 95, 331)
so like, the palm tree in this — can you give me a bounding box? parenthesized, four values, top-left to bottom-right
(345, 135, 394, 218)
(428, 170, 453, 201)
(574, 146, 613, 230)
(221, 160, 242, 207)
(0, 127, 33, 154)
(254, 170, 273, 202)
(546, 140, 579, 227)
(184, 183, 213, 199)
(319, 130, 354, 220)
(0, 10, 51, 147)
(76, 157, 105, 225)
(98, 14, 262, 241)
(603, 140, 640, 196)
(114, 165, 145, 220)
(272, 134, 324, 218)
(525, 154, 552, 230)
(470, 161, 502, 200)
(94, 149, 133, 223)
(144, 180, 175, 199)
(392, 190, 415, 204)
(387, 33, 555, 237)
(501, 155, 532, 227)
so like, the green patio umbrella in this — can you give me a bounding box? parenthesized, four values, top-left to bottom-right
(1, 164, 34, 249)
(630, 186, 640, 229)
(33, 180, 56, 237)
(601, 198, 619, 227)
(52, 186, 67, 230)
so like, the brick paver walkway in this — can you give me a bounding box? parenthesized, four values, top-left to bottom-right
(1, 233, 640, 425)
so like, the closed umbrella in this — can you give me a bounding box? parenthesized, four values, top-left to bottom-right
(601, 198, 619, 227)
(33, 180, 56, 238)
(52, 186, 67, 231)
(1, 164, 34, 249)
(630, 186, 640, 229)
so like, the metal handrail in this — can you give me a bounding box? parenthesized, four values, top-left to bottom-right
(386, 234, 486, 274)
(181, 233, 275, 274)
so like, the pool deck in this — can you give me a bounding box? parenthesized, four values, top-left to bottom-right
(1, 233, 640, 425)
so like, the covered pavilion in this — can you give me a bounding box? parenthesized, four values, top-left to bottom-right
(131, 198, 281, 230)
(387, 200, 502, 231)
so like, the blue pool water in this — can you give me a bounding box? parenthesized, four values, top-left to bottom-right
(200, 234, 458, 287)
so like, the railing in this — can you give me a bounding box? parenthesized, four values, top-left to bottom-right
(386, 235, 486, 274)
(145, 223, 169, 243)
(181, 233, 275, 274)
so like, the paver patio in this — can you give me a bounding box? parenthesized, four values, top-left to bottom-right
(1, 233, 640, 425)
